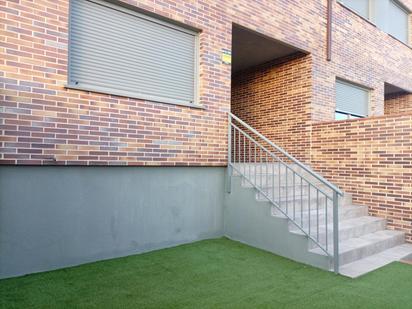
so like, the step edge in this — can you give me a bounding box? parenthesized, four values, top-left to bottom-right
(310, 230, 405, 256)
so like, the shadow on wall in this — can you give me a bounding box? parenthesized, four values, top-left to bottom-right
(231, 52, 313, 163)
(0, 166, 225, 279)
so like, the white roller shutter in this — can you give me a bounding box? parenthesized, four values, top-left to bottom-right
(387, 0, 409, 44)
(69, 0, 198, 105)
(336, 80, 369, 117)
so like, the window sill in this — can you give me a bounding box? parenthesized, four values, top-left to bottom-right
(65, 84, 205, 110)
(386, 33, 412, 50)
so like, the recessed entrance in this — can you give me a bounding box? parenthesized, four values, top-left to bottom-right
(230, 24, 311, 161)
(231, 24, 301, 74)
(384, 82, 412, 115)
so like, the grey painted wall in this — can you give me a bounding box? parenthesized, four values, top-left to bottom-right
(224, 176, 330, 271)
(0, 166, 225, 279)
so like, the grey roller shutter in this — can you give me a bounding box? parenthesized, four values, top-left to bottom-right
(387, 0, 409, 44)
(336, 80, 369, 117)
(339, 0, 370, 19)
(69, 0, 197, 105)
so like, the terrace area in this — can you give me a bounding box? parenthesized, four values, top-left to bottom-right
(1, 238, 411, 308)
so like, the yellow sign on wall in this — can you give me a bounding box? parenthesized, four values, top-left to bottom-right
(222, 49, 232, 65)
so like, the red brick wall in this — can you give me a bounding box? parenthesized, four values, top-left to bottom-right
(385, 93, 412, 115)
(311, 115, 412, 242)
(1, 0, 412, 242)
(231, 53, 312, 163)
(312, 0, 412, 121)
(2, 0, 412, 166)
(0, 0, 231, 166)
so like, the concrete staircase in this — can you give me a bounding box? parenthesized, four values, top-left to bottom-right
(225, 163, 412, 278)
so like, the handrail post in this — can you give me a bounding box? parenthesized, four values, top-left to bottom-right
(227, 113, 232, 193)
(333, 190, 339, 274)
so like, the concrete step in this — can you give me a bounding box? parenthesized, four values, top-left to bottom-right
(310, 230, 405, 266)
(256, 189, 351, 208)
(270, 199, 332, 217)
(241, 174, 327, 189)
(235, 164, 331, 187)
(229, 165, 410, 277)
(291, 216, 387, 248)
(255, 184, 328, 200)
(233, 163, 316, 175)
(256, 190, 328, 206)
(339, 243, 412, 278)
(271, 204, 368, 224)
(233, 163, 291, 175)
(246, 181, 312, 192)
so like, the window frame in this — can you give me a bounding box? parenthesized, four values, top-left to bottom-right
(335, 79, 371, 121)
(338, 0, 411, 46)
(338, 0, 373, 21)
(66, 0, 202, 109)
(387, 0, 410, 45)
(335, 111, 365, 120)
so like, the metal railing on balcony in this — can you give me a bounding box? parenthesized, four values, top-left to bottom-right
(227, 112, 343, 273)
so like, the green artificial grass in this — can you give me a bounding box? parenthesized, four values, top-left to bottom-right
(1, 238, 412, 308)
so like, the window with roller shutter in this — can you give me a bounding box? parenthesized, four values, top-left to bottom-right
(68, 0, 199, 107)
(335, 79, 370, 120)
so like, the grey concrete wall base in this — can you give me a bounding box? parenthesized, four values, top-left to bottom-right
(0, 166, 225, 279)
(224, 176, 331, 271)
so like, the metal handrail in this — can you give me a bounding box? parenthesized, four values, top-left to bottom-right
(228, 112, 340, 274)
(230, 163, 331, 257)
(231, 122, 334, 202)
(230, 113, 343, 196)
